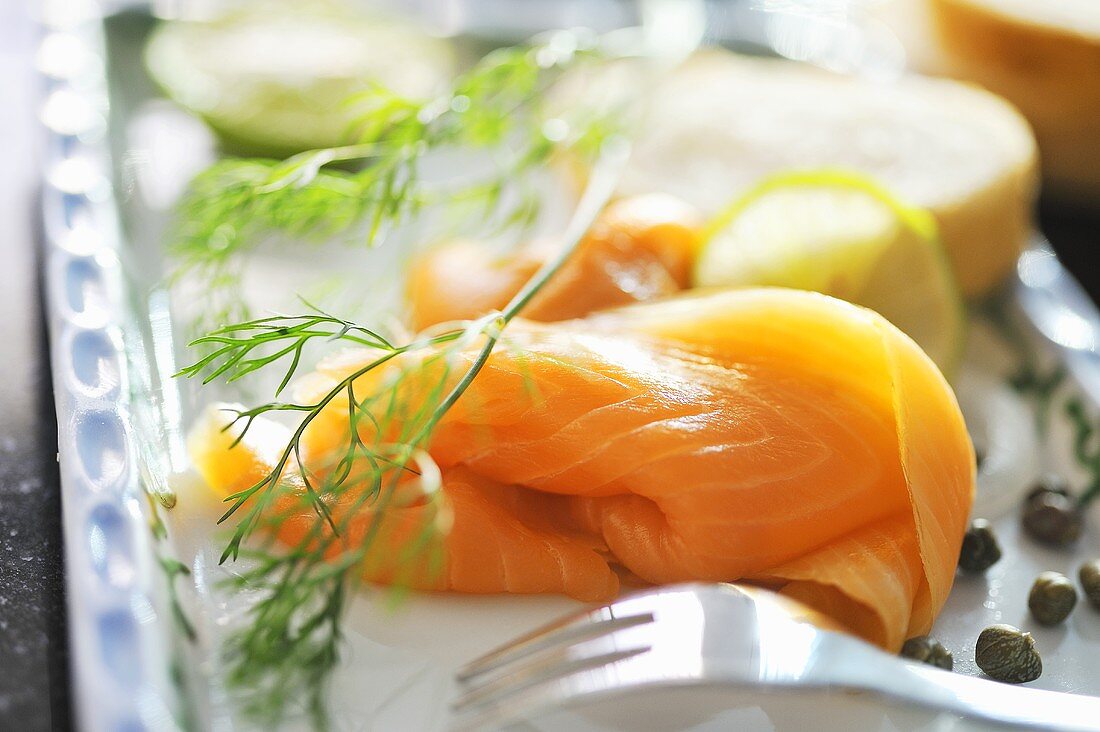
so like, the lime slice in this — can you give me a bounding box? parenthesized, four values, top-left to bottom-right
(602, 50, 1036, 297)
(695, 171, 966, 374)
(145, 1, 456, 157)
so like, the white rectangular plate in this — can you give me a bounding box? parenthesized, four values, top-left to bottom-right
(40, 5, 1100, 731)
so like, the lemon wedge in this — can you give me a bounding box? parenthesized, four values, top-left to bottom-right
(696, 171, 966, 375)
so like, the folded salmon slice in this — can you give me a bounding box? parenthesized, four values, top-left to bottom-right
(188, 414, 620, 602)
(405, 194, 700, 330)
(192, 288, 974, 651)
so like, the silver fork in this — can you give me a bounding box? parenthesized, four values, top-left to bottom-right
(452, 583, 1100, 731)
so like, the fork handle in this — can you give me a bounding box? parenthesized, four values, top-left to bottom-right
(857, 661, 1100, 731)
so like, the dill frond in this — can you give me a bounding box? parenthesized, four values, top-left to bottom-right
(179, 142, 628, 726)
(170, 29, 621, 335)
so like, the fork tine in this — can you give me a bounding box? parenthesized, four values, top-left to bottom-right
(452, 646, 649, 715)
(455, 609, 654, 684)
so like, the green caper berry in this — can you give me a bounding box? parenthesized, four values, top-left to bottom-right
(958, 519, 1002, 572)
(1021, 491, 1082, 546)
(1028, 571, 1077, 625)
(1025, 474, 1071, 505)
(1079, 560, 1100, 610)
(900, 635, 953, 670)
(975, 624, 1042, 684)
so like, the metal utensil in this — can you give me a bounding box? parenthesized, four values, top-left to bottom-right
(453, 583, 1100, 731)
(1015, 238, 1100, 404)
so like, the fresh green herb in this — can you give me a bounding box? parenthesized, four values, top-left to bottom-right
(145, 491, 198, 640)
(178, 302, 397, 398)
(178, 142, 628, 727)
(143, 490, 199, 731)
(981, 295, 1100, 510)
(1009, 361, 1066, 434)
(1065, 398, 1100, 506)
(170, 30, 621, 335)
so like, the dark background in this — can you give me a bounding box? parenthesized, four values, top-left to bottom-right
(0, 1, 1096, 731)
(0, 1, 72, 731)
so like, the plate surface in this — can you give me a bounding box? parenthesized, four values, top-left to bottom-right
(41, 5, 1100, 731)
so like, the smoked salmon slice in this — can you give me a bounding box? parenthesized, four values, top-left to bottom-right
(188, 410, 621, 602)
(191, 288, 974, 651)
(405, 194, 701, 330)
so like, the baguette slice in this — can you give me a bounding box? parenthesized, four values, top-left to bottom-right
(610, 51, 1037, 296)
(926, 0, 1100, 202)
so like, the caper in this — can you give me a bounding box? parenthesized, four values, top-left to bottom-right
(1079, 560, 1100, 610)
(1027, 571, 1077, 625)
(1021, 489, 1082, 547)
(1025, 473, 1071, 504)
(900, 635, 953, 670)
(975, 624, 1042, 684)
(958, 519, 1002, 572)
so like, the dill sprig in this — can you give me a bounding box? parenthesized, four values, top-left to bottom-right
(178, 302, 397, 396)
(170, 30, 619, 334)
(179, 141, 629, 727)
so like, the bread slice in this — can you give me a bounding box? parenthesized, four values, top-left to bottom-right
(606, 51, 1037, 296)
(925, 0, 1100, 203)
